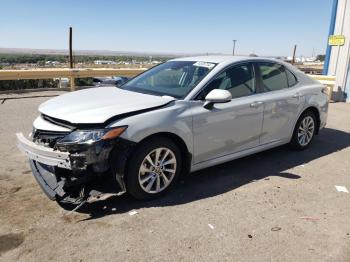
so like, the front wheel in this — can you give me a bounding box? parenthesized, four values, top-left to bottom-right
(289, 111, 317, 150)
(125, 137, 182, 200)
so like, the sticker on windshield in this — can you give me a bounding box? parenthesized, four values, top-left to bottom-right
(193, 61, 215, 69)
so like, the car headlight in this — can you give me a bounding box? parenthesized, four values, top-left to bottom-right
(57, 126, 127, 145)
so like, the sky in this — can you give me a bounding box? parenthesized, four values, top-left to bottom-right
(0, 0, 333, 57)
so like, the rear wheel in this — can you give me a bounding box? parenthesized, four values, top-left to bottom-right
(125, 137, 182, 200)
(289, 111, 316, 150)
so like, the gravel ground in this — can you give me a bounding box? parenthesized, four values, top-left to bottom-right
(0, 92, 350, 262)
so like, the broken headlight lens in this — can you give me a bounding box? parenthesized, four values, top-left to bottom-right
(57, 126, 127, 145)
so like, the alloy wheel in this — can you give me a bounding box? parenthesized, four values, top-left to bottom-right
(297, 116, 315, 146)
(138, 147, 177, 194)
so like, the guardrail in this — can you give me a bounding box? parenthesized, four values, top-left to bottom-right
(0, 69, 336, 99)
(0, 68, 146, 90)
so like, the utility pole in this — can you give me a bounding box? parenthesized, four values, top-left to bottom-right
(69, 27, 75, 90)
(292, 44, 297, 64)
(232, 40, 237, 56)
(69, 27, 73, 68)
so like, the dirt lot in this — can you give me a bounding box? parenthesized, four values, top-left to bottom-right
(1, 92, 350, 262)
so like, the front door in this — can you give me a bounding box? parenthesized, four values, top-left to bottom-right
(191, 63, 264, 164)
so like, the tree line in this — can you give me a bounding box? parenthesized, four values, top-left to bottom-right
(0, 53, 168, 65)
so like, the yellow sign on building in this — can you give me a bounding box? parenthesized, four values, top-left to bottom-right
(328, 35, 345, 46)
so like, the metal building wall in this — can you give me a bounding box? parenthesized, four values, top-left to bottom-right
(327, 0, 350, 101)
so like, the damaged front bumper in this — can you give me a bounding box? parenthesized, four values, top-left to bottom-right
(16, 132, 132, 203)
(17, 133, 71, 168)
(29, 160, 65, 200)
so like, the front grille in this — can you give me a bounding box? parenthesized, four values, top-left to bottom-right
(33, 129, 70, 148)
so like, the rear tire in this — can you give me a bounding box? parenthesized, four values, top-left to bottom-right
(125, 137, 182, 200)
(289, 110, 317, 150)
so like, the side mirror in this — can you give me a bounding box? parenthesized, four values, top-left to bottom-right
(204, 89, 232, 109)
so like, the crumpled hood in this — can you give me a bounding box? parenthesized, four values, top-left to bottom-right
(39, 87, 175, 124)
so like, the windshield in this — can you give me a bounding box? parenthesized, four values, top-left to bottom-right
(121, 61, 216, 98)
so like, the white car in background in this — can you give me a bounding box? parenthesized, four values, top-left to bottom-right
(17, 56, 328, 206)
(92, 76, 130, 87)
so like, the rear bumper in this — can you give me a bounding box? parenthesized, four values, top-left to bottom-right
(16, 133, 71, 169)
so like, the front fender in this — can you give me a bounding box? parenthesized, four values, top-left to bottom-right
(107, 101, 194, 155)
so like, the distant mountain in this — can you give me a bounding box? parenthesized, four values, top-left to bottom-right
(0, 47, 224, 57)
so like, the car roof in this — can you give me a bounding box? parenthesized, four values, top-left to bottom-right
(169, 55, 279, 64)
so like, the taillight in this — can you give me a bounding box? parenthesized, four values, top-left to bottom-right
(322, 87, 328, 95)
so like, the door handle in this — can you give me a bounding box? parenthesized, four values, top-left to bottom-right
(292, 92, 301, 98)
(250, 101, 263, 108)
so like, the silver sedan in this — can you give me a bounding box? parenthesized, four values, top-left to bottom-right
(17, 56, 328, 205)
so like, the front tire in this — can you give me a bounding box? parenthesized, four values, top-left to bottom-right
(289, 110, 317, 150)
(125, 137, 182, 200)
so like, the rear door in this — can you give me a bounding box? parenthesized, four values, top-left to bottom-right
(255, 62, 304, 144)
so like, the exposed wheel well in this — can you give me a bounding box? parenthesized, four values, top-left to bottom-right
(302, 106, 320, 134)
(132, 132, 192, 176)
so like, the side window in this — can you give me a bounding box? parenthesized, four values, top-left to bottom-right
(259, 62, 289, 92)
(198, 64, 255, 99)
(286, 69, 298, 87)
